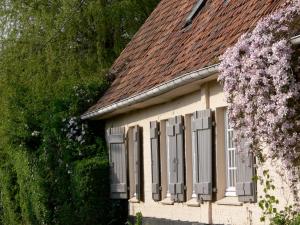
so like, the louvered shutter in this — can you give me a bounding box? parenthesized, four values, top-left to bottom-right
(107, 127, 128, 199)
(236, 139, 256, 203)
(167, 116, 185, 202)
(192, 109, 213, 201)
(150, 121, 161, 201)
(133, 125, 141, 200)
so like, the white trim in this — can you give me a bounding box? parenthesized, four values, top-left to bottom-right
(81, 35, 300, 120)
(225, 188, 237, 197)
(291, 35, 300, 45)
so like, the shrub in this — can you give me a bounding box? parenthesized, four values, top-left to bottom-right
(0, 0, 160, 224)
(71, 157, 110, 225)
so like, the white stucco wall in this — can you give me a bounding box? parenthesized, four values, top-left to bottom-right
(105, 80, 294, 225)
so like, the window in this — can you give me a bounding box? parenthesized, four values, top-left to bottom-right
(224, 110, 237, 196)
(216, 107, 256, 202)
(184, 0, 207, 28)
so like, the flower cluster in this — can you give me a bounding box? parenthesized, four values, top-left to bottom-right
(219, 0, 300, 206)
(31, 130, 40, 137)
(73, 85, 92, 104)
(62, 117, 87, 144)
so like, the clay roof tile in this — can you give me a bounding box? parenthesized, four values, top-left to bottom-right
(87, 0, 286, 115)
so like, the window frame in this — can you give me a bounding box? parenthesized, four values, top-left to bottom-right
(224, 110, 237, 197)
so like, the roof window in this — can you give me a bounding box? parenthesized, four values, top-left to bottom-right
(184, 0, 207, 28)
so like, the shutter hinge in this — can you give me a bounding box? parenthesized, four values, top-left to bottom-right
(212, 121, 216, 127)
(157, 131, 161, 135)
(184, 185, 187, 190)
(159, 186, 162, 191)
(212, 187, 217, 193)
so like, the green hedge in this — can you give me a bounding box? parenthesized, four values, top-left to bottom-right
(0, 0, 160, 224)
(71, 157, 110, 225)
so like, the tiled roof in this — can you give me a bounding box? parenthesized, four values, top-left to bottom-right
(87, 0, 285, 115)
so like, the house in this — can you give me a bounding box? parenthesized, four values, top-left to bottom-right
(81, 0, 300, 224)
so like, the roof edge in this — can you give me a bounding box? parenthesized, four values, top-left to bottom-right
(291, 34, 300, 44)
(81, 64, 219, 120)
(82, 35, 300, 120)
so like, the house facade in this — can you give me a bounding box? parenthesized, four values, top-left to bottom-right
(82, 1, 299, 224)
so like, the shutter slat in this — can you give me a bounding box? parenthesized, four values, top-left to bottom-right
(192, 109, 213, 201)
(111, 183, 127, 192)
(109, 134, 125, 143)
(150, 121, 161, 201)
(107, 127, 128, 199)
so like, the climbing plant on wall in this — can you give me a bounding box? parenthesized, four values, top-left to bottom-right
(218, 0, 300, 218)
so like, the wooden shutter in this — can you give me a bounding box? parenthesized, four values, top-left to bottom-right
(133, 125, 142, 200)
(160, 121, 168, 199)
(192, 109, 213, 201)
(150, 121, 161, 201)
(167, 116, 185, 202)
(184, 115, 193, 201)
(215, 107, 227, 201)
(128, 128, 135, 199)
(107, 127, 128, 199)
(236, 139, 256, 203)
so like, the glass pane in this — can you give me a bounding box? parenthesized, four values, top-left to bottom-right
(225, 110, 237, 190)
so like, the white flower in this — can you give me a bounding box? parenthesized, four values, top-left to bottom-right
(31, 131, 40, 137)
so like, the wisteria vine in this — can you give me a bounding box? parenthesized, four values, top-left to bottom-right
(218, 0, 300, 206)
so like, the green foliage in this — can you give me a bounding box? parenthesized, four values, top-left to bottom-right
(0, 0, 160, 224)
(270, 211, 300, 225)
(71, 157, 110, 225)
(135, 212, 143, 225)
(257, 170, 279, 223)
(126, 212, 143, 225)
(258, 170, 300, 225)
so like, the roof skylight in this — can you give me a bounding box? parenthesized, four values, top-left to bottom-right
(184, 0, 207, 28)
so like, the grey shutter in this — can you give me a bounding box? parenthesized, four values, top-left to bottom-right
(150, 121, 161, 201)
(236, 139, 256, 203)
(159, 121, 168, 199)
(184, 115, 193, 201)
(167, 116, 185, 202)
(107, 127, 128, 199)
(133, 125, 141, 200)
(192, 109, 213, 201)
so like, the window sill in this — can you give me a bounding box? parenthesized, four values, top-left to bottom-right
(216, 197, 243, 206)
(128, 197, 140, 203)
(186, 198, 200, 207)
(160, 197, 174, 205)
